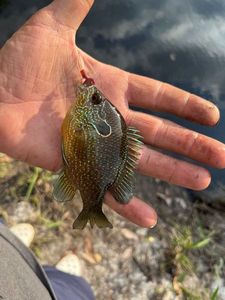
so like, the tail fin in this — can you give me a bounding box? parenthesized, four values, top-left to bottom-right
(73, 207, 113, 229)
(72, 209, 89, 230)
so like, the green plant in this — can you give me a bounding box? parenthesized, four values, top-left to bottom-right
(25, 167, 40, 201)
(170, 225, 213, 300)
(210, 287, 219, 300)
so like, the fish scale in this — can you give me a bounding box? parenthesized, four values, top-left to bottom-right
(53, 79, 143, 229)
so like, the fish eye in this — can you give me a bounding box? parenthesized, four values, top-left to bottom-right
(91, 92, 102, 105)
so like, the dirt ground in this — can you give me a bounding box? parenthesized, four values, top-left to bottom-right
(0, 154, 225, 300)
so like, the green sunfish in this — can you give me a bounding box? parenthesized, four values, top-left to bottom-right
(53, 77, 143, 229)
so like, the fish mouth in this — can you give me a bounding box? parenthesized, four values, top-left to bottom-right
(76, 84, 95, 106)
(83, 78, 95, 86)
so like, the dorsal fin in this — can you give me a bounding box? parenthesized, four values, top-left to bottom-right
(110, 127, 143, 204)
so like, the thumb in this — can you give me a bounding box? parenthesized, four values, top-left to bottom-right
(49, 0, 94, 30)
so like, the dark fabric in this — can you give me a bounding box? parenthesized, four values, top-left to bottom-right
(44, 266, 95, 300)
(0, 224, 56, 300)
(0, 224, 95, 300)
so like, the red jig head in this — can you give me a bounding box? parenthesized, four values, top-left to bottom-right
(80, 69, 95, 86)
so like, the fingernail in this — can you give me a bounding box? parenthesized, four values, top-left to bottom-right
(149, 217, 158, 229)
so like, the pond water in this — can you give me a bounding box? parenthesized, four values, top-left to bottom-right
(1, 0, 225, 200)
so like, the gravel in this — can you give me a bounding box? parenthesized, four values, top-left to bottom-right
(1, 162, 225, 300)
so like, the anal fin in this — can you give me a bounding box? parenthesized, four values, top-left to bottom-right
(110, 127, 143, 204)
(53, 171, 76, 202)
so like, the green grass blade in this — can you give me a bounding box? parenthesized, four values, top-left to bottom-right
(210, 287, 219, 300)
(25, 167, 40, 201)
(188, 237, 211, 249)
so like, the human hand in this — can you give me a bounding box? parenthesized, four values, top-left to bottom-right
(0, 0, 225, 228)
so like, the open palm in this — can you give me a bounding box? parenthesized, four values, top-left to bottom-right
(1, 0, 225, 228)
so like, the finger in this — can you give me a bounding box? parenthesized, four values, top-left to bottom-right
(138, 146, 211, 190)
(49, 0, 94, 30)
(128, 111, 225, 169)
(105, 192, 157, 228)
(128, 73, 220, 126)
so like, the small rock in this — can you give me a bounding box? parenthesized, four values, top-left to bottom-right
(136, 228, 147, 237)
(157, 192, 172, 206)
(11, 202, 37, 223)
(162, 290, 176, 300)
(121, 228, 138, 240)
(44, 182, 51, 193)
(56, 253, 82, 276)
(175, 197, 187, 209)
(10, 223, 35, 248)
(81, 252, 97, 264)
(122, 247, 133, 260)
(94, 253, 102, 263)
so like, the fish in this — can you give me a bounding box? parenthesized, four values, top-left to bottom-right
(53, 74, 143, 229)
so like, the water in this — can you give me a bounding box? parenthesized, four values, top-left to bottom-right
(1, 0, 225, 200)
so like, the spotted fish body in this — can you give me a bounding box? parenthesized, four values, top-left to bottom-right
(53, 79, 143, 229)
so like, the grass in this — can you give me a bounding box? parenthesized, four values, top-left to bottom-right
(210, 287, 219, 300)
(0, 153, 224, 300)
(25, 167, 41, 201)
(169, 225, 220, 300)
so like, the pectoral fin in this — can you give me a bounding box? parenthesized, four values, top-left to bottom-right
(53, 171, 76, 202)
(110, 127, 143, 204)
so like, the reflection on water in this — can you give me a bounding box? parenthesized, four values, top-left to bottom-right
(79, 1, 225, 103)
(0, 0, 225, 199)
